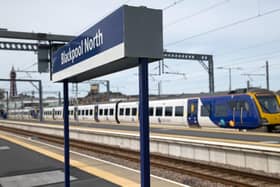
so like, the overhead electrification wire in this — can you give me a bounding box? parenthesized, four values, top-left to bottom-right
(219, 53, 280, 68)
(165, 7, 280, 46)
(162, 0, 185, 11)
(216, 38, 280, 57)
(164, 0, 230, 30)
(75, 0, 132, 35)
(221, 49, 280, 63)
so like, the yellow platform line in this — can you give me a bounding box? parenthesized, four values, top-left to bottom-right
(0, 133, 139, 187)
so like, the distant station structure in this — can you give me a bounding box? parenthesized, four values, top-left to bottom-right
(9, 66, 17, 97)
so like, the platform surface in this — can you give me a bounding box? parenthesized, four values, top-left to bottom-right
(0, 131, 184, 187)
(0, 136, 120, 187)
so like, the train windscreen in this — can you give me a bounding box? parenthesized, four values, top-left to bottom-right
(256, 95, 280, 114)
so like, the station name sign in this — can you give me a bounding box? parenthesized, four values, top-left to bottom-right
(52, 5, 163, 82)
(60, 29, 103, 65)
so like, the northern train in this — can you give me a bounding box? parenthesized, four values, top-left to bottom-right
(8, 89, 280, 132)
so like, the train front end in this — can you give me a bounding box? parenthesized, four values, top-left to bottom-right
(249, 90, 280, 132)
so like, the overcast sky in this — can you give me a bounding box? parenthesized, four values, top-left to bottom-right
(0, 0, 280, 98)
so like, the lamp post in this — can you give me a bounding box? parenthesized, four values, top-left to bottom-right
(217, 67, 242, 92)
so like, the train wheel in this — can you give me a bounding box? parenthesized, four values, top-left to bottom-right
(267, 126, 275, 132)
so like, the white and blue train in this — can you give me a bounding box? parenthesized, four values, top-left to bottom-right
(8, 89, 280, 131)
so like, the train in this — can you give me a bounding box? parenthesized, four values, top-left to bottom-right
(8, 89, 280, 132)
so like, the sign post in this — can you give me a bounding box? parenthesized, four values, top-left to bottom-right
(52, 5, 163, 187)
(139, 58, 150, 186)
(63, 80, 70, 187)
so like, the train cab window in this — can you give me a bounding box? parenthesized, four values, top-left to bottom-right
(125, 108, 130, 116)
(175, 106, 184, 117)
(201, 104, 211, 116)
(85, 110, 89, 116)
(214, 104, 228, 117)
(104, 109, 108, 115)
(149, 107, 154, 116)
(120, 108, 124, 116)
(99, 109, 103, 115)
(132, 108, 137, 116)
(156, 107, 163, 116)
(90, 109, 93, 115)
(165, 106, 173, 116)
(109, 108, 114, 116)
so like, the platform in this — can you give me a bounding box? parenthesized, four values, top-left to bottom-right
(0, 130, 184, 187)
(0, 136, 119, 187)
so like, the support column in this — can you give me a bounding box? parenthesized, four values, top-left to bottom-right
(38, 80, 43, 122)
(138, 58, 150, 187)
(208, 56, 214, 94)
(63, 80, 70, 187)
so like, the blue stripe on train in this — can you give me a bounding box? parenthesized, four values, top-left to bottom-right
(200, 94, 261, 129)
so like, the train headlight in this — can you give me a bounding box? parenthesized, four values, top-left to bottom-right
(229, 120, 235, 127)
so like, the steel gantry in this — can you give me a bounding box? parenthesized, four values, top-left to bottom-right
(163, 51, 214, 94)
(0, 30, 215, 93)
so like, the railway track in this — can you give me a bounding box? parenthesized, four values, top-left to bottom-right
(0, 125, 279, 186)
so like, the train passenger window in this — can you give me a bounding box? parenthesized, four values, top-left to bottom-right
(70, 111, 73, 116)
(165, 106, 173, 116)
(229, 101, 249, 112)
(85, 110, 89, 116)
(244, 102, 249, 111)
(236, 101, 249, 111)
(156, 107, 163, 116)
(214, 104, 228, 117)
(201, 104, 210, 116)
(99, 109, 103, 115)
(90, 109, 93, 115)
(120, 108, 124, 116)
(125, 108, 130, 116)
(78, 110, 81, 115)
(104, 109, 108, 115)
(81, 110, 84, 115)
(132, 108, 137, 116)
(149, 107, 154, 116)
(175, 106, 184, 117)
(109, 108, 114, 116)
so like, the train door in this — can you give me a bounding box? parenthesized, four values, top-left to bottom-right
(231, 96, 250, 128)
(94, 105, 99, 122)
(74, 107, 78, 121)
(52, 109, 55, 120)
(187, 99, 199, 126)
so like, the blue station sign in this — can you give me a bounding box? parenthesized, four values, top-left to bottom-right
(52, 5, 163, 82)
